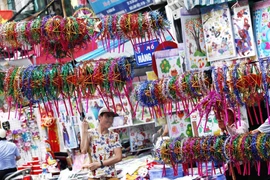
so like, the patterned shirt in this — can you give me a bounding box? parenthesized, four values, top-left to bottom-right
(0, 140, 20, 170)
(88, 129, 121, 178)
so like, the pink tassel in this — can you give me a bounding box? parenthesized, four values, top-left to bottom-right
(67, 97, 74, 116)
(18, 104, 22, 120)
(253, 106, 259, 124)
(191, 162, 193, 176)
(15, 103, 18, 119)
(110, 92, 116, 113)
(96, 86, 109, 110)
(134, 101, 139, 116)
(257, 99, 264, 124)
(148, 107, 152, 119)
(53, 100, 60, 117)
(266, 100, 270, 124)
(247, 107, 254, 125)
(257, 161, 261, 176)
(268, 161, 270, 175)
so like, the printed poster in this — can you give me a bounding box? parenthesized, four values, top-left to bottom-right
(190, 110, 221, 137)
(61, 116, 79, 149)
(129, 123, 155, 152)
(232, 1, 256, 58)
(201, 3, 236, 61)
(154, 48, 183, 79)
(167, 111, 193, 138)
(113, 127, 130, 141)
(82, 97, 133, 128)
(181, 8, 209, 70)
(253, 1, 270, 58)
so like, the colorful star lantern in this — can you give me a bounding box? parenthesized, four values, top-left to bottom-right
(1, 57, 133, 119)
(133, 60, 270, 129)
(158, 134, 270, 177)
(0, 9, 170, 59)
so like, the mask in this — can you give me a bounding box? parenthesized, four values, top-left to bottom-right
(2, 121, 10, 131)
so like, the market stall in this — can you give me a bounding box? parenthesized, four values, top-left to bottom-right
(0, 0, 269, 180)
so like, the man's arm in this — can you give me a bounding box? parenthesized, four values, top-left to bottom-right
(102, 147, 122, 166)
(251, 118, 270, 134)
(15, 147, 21, 161)
(16, 155, 21, 161)
(80, 121, 90, 154)
(82, 147, 122, 170)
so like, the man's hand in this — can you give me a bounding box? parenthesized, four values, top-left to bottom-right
(251, 129, 260, 134)
(82, 162, 101, 171)
(81, 120, 89, 133)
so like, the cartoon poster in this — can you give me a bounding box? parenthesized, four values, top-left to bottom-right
(167, 111, 193, 138)
(113, 127, 130, 141)
(181, 8, 209, 70)
(112, 96, 133, 127)
(61, 117, 79, 149)
(129, 123, 155, 152)
(253, 1, 270, 58)
(190, 110, 221, 137)
(232, 1, 256, 58)
(201, 3, 236, 61)
(154, 48, 183, 79)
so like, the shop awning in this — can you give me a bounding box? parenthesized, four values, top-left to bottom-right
(184, 0, 234, 10)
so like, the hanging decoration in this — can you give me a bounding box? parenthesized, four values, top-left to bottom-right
(158, 133, 270, 177)
(0, 10, 170, 59)
(231, 0, 256, 58)
(1, 57, 133, 119)
(133, 60, 270, 128)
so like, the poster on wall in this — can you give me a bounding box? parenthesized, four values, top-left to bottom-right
(181, 8, 209, 70)
(129, 123, 155, 152)
(154, 48, 183, 79)
(81, 97, 133, 128)
(253, 1, 270, 58)
(167, 111, 193, 138)
(232, 1, 256, 58)
(61, 116, 79, 149)
(190, 111, 221, 137)
(201, 3, 236, 61)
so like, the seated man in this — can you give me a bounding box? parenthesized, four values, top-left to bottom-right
(216, 108, 249, 135)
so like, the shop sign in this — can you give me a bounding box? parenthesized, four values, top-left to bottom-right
(134, 39, 159, 67)
(89, 0, 154, 16)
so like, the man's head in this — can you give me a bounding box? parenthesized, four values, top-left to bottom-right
(227, 108, 236, 126)
(0, 128, 7, 140)
(98, 107, 118, 129)
(217, 108, 236, 131)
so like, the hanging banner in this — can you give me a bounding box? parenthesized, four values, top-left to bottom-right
(232, 0, 256, 58)
(0, 10, 13, 23)
(89, 0, 154, 16)
(201, 3, 236, 61)
(181, 8, 208, 70)
(253, 1, 270, 58)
